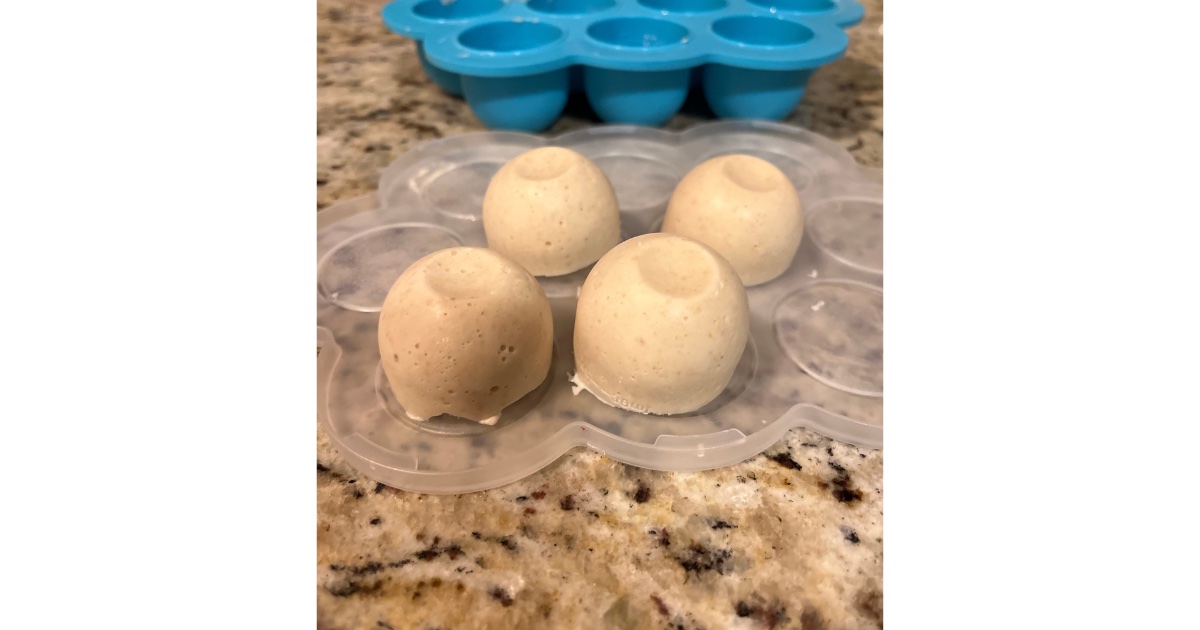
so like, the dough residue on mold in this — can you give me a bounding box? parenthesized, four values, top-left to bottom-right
(569, 371, 652, 415)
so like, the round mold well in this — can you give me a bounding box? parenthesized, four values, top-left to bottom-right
(586, 17, 690, 49)
(806, 197, 883, 274)
(591, 154, 681, 213)
(774, 281, 883, 397)
(638, 0, 727, 14)
(458, 21, 565, 54)
(421, 160, 506, 221)
(318, 224, 463, 313)
(746, 0, 837, 14)
(711, 16, 815, 47)
(412, 0, 505, 21)
(527, 0, 617, 15)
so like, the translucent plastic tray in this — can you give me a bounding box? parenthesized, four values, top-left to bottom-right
(381, 0, 863, 130)
(317, 120, 882, 493)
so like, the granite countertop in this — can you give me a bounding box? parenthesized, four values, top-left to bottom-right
(318, 1, 883, 628)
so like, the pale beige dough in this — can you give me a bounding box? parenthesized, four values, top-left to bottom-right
(378, 247, 553, 424)
(483, 147, 621, 277)
(662, 154, 804, 286)
(572, 233, 750, 415)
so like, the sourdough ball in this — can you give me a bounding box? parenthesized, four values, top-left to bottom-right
(572, 233, 750, 415)
(483, 146, 621, 277)
(662, 154, 804, 286)
(378, 247, 553, 424)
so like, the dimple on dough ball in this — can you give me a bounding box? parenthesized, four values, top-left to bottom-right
(483, 146, 621, 277)
(378, 247, 553, 424)
(571, 233, 750, 415)
(662, 154, 804, 286)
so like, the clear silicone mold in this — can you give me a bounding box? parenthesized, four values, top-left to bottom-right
(318, 121, 882, 493)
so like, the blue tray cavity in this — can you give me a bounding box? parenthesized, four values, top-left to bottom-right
(382, 0, 864, 131)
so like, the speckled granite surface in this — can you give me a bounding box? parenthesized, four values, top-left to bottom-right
(317, 1, 883, 628)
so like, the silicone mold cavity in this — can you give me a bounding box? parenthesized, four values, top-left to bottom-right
(528, 0, 618, 15)
(711, 16, 815, 47)
(586, 17, 690, 49)
(458, 20, 566, 53)
(318, 121, 882, 494)
(747, 0, 837, 13)
(640, 0, 728, 14)
(412, 0, 504, 21)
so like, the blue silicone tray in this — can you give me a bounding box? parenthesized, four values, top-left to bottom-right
(381, 0, 864, 131)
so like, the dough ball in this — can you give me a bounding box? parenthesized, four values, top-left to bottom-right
(378, 247, 553, 424)
(572, 233, 750, 415)
(483, 147, 621, 277)
(662, 154, 803, 286)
